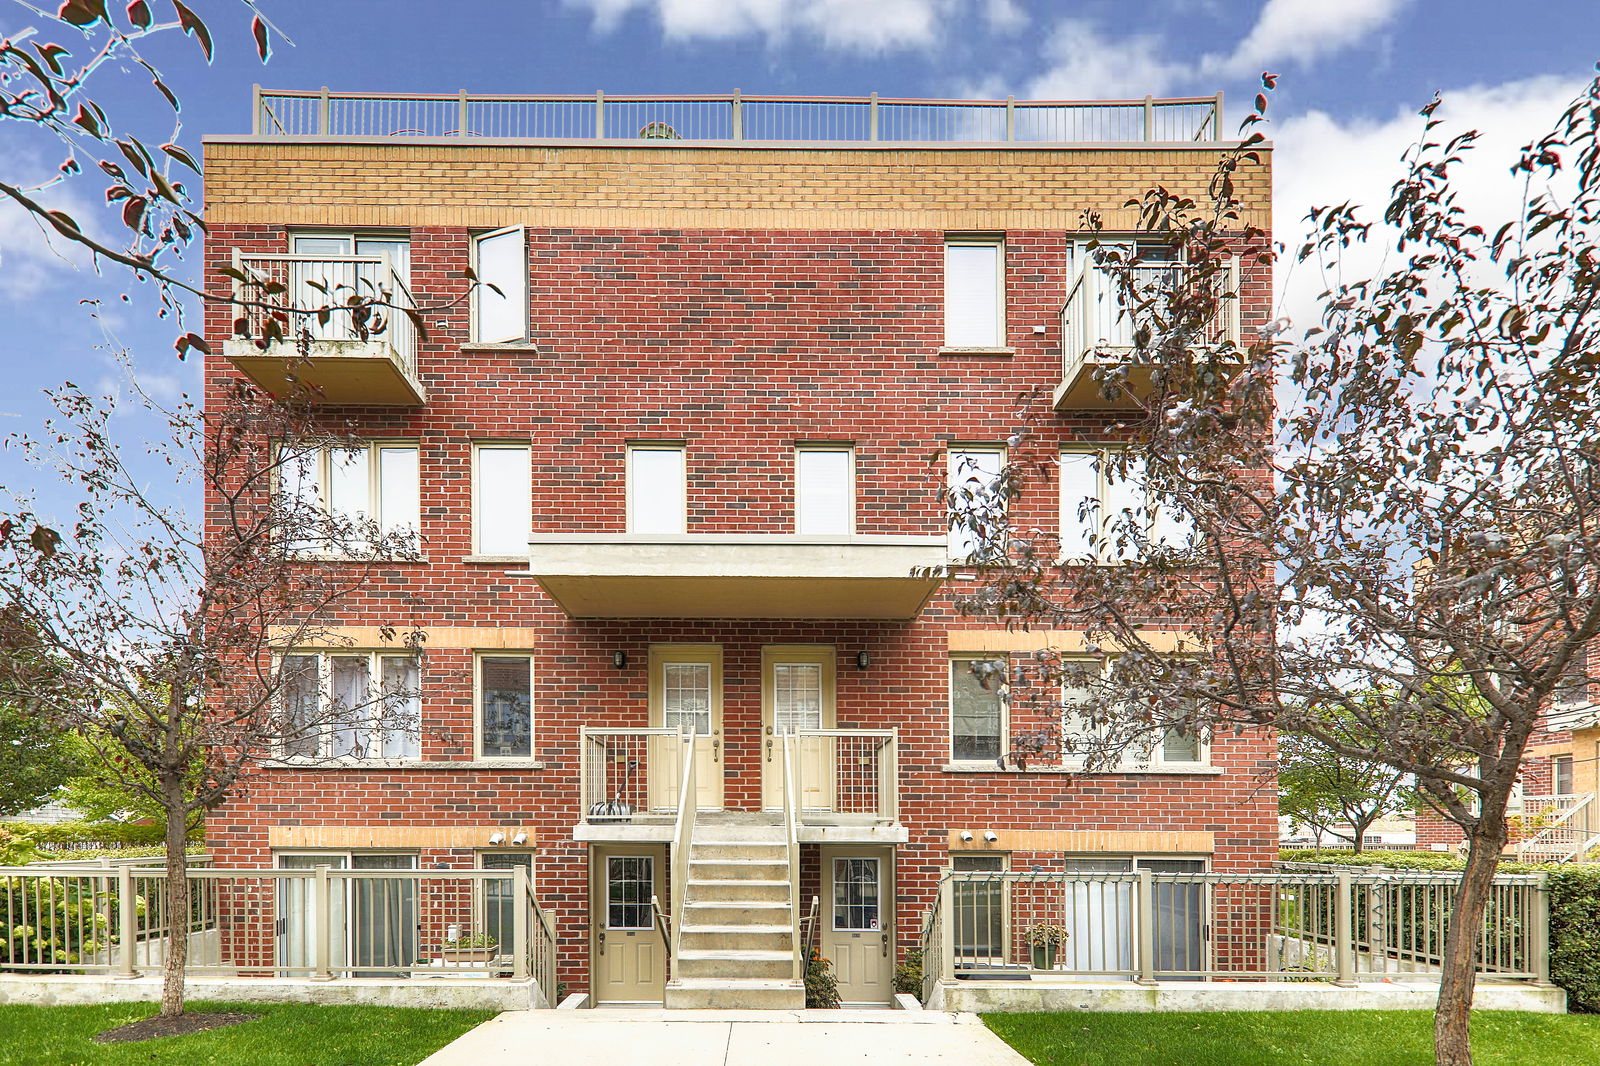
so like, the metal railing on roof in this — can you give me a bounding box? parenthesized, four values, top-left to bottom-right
(252, 87, 1225, 144)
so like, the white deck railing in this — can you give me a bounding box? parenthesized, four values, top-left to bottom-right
(228, 251, 418, 377)
(579, 727, 688, 823)
(919, 867, 1550, 986)
(253, 88, 1226, 144)
(781, 733, 803, 983)
(667, 732, 697, 978)
(792, 728, 898, 824)
(1517, 793, 1599, 862)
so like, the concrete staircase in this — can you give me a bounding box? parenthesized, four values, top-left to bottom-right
(664, 814, 805, 1009)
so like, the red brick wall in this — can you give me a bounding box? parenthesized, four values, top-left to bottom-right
(203, 222, 1278, 994)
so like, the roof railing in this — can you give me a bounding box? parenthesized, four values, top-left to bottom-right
(251, 87, 1226, 144)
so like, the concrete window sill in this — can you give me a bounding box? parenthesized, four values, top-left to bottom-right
(460, 342, 541, 354)
(462, 554, 528, 565)
(938, 346, 1015, 357)
(940, 762, 1223, 776)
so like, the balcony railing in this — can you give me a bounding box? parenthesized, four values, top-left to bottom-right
(1516, 793, 1600, 862)
(1056, 259, 1241, 408)
(793, 728, 898, 824)
(223, 250, 423, 405)
(919, 867, 1550, 1000)
(1, 863, 558, 1003)
(579, 727, 690, 823)
(252, 88, 1225, 144)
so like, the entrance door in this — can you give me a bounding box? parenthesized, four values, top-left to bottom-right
(649, 646, 723, 810)
(349, 853, 418, 976)
(591, 847, 667, 1005)
(821, 847, 893, 1006)
(1060, 856, 1206, 979)
(761, 646, 836, 811)
(277, 853, 349, 974)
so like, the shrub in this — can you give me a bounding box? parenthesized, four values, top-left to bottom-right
(893, 947, 924, 999)
(804, 949, 841, 1009)
(1549, 866, 1600, 1013)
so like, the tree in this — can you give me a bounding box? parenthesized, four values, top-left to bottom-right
(0, 635, 78, 817)
(0, 373, 425, 1018)
(948, 73, 1600, 1066)
(1278, 709, 1414, 851)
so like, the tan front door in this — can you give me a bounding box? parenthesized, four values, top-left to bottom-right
(820, 846, 894, 1006)
(591, 846, 666, 1005)
(761, 646, 836, 811)
(648, 645, 723, 810)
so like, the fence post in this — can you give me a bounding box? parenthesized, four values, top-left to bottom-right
(938, 874, 956, 981)
(512, 867, 531, 980)
(1136, 870, 1156, 984)
(595, 90, 605, 139)
(1213, 91, 1224, 140)
(869, 92, 879, 142)
(117, 865, 138, 978)
(1334, 871, 1356, 987)
(1143, 95, 1155, 141)
(312, 865, 333, 981)
(1005, 96, 1015, 142)
(1531, 875, 1553, 986)
(732, 88, 743, 141)
(318, 86, 330, 136)
(252, 83, 262, 136)
(457, 89, 469, 136)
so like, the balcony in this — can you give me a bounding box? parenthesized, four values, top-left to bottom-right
(221, 251, 425, 406)
(1054, 259, 1240, 409)
(525, 533, 947, 619)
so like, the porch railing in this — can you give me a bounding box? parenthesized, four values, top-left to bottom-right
(1517, 793, 1599, 862)
(668, 731, 697, 976)
(781, 733, 803, 983)
(1060, 259, 1240, 389)
(792, 728, 898, 824)
(579, 727, 687, 823)
(2, 864, 559, 1000)
(253, 87, 1226, 144)
(918, 868, 1550, 986)
(227, 251, 418, 378)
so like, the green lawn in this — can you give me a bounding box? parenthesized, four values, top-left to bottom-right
(0, 1001, 495, 1066)
(983, 1010, 1600, 1066)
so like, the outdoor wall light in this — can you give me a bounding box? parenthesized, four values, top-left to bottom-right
(511, 831, 528, 847)
(488, 831, 506, 846)
(984, 830, 999, 843)
(855, 651, 870, 670)
(612, 651, 628, 670)
(959, 830, 974, 842)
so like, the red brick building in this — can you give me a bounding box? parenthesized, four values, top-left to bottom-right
(202, 89, 1277, 1007)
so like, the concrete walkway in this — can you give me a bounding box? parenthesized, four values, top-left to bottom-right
(417, 1009, 1032, 1065)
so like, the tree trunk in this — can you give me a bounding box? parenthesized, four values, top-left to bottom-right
(159, 778, 190, 1018)
(1352, 826, 1366, 853)
(1432, 822, 1508, 1066)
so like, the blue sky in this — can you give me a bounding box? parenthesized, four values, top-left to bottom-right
(1, 0, 1595, 521)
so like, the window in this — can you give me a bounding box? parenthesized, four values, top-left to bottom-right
(478, 655, 532, 758)
(795, 445, 853, 535)
(279, 652, 421, 759)
(281, 442, 421, 553)
(471, 226, 527, 343)
(473, 443, 531, 557)
(627, 444, 686, 534)
(479, 852, 533, 953)
(950, 657, 1006, 763)
(1555, 664, 1590, 708)
(948, 446, 1006, 562)
(1554, 756, 1575, 796)
(1061, 658, 1206, 769)
(289, 233, 410, 344)
(606, 855, 654, 929)
(1059, 447, 1191, 562)
(944, 237, 1004, 347)
(950, 853, 1006, 964)
(832, 857, 882, 931)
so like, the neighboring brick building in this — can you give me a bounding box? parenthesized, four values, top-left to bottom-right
(202, 90, 1276, 1007)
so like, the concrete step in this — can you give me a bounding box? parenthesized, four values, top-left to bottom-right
(688, 825, 786, 843)
(664, 977, 806, 1010)
(689, 858, 789, 881)
(676, 949, 795, 980)
(686, 878, 790, 903)
(679, 927, 792, 952)
(690, 841, 787, 861)
(683, 901, 791, 925)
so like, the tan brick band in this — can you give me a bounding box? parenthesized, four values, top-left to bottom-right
(947, 829, 1213, 853)
(946, 630, 1203, 654)
(266, 626, 538, 649)
(268, 825, 534, 849)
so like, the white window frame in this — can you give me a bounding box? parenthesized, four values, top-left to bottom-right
(1059, 656, 1210, 771)
(794, 444, 855, 536)
(1059, 445, 1192, 563)
(626, 442, 687, 535)
(943, 235, 1006, 349)
(470, 225, 528, 344)
(949, 654, 1008, 765)
(471, 442, 531, 558)
(275, 650, 423, 762)
(947, 445, 1007, 563)
(278, 440, 421, 555)
(475, 651, 534, 760)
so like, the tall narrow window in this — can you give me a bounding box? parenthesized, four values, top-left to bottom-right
(1060, 447, 1192, 562)
(795, 446, 853, 535)
(282, 442, 420, 553)
(628, 444, 686, 534)
(479, 655, 533, 758)
(474, 444, 531, 556)
(950, 657, 1006, 762)
(1554, 755, 1575, 796)
(472, 226, 527, 343)
(948, 446, 1005, 561)
(944, 238, 1003, 347)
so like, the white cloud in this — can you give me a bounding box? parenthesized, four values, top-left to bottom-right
(0, 169, 99, 301)
(982, 0, 1027, 34)
(1203, 0, 1412, 79)
(1022, 18, 1184, 100)
(566, 0, 957, 53)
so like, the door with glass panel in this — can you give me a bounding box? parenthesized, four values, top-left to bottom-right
(277, 853, 349, 974)
(821, 847, 893, 1006)
(647, 646, 722, 810)
(276, 852, 417, 976)
(950, 853, 1007, 969)
(591, 847, 666, 1005)
(761, 646, 835, 811)
(290, 234, 410, 343)
(1141, 857, 1206, 979)
(1060, 856, 1206, 979)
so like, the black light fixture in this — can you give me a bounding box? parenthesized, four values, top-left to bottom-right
(612, 650, 628, 670)
(855, 651, 870, 671)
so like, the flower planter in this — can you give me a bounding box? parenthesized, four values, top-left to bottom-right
(1029, 943, 1059, 970)
(437, 946, 497, 965)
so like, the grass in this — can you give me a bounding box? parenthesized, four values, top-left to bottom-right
(0, 1000, 495, 1066)
(983, 1010, 1600, 1066)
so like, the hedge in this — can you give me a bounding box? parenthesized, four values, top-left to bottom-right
(0, 820, 176, 849)
(1281, 849, 1600, 1013)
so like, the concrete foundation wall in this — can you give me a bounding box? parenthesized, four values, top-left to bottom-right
(0, 974, 540, 1011)
(929, 979, 1566, 1014)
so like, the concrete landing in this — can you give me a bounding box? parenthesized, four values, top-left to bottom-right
(416, 1009, 1031, 1065)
